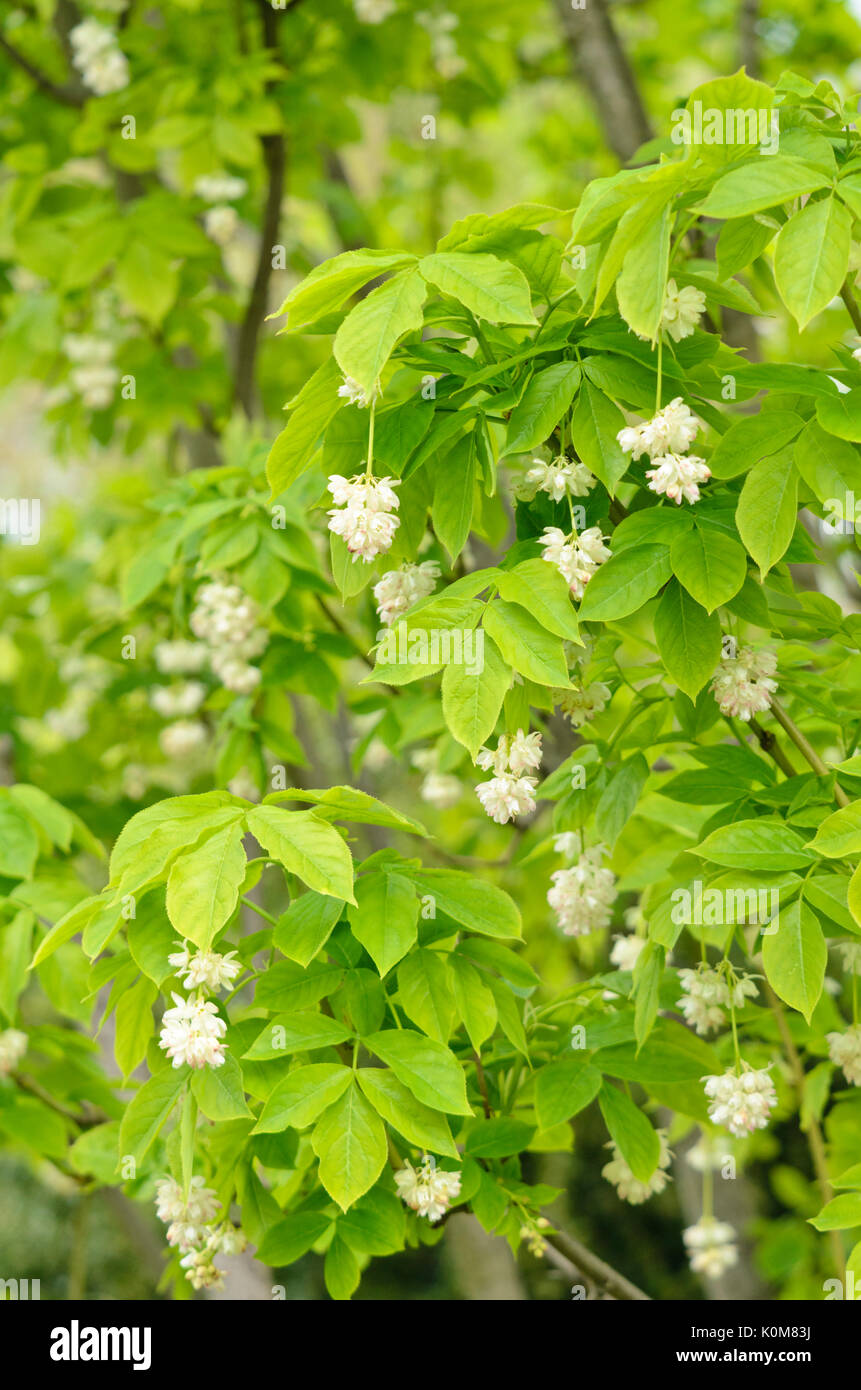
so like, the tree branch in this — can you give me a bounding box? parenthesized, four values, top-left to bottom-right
(0, 33, 83, 106)
(769, 697, 850, 808)
(543, 1226, 651, 1300)
(550, 0, 652, 163)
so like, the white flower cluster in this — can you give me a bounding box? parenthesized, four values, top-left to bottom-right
(354, 0, 396, 22)
(474, 729, 542, 824)
(159, 992, 227, 1070)
(190, 579, 268, 695)
(602, 1129, 672, 1204)
(519, 1217, 551, 1257)
(204, 206, 240, 246)
(154, 1176, 247, 1290)
(149, 681, 206, 720)
(337, 375, 381, 408)
(827, 1025, 861, 1086)
(703, 1065, 777, 1137)
(557, 680, 611, 728)
(661, 278, 706, 342)
(416, 10, 465, 79)
(610, 932, 646, 972)
(194, 174, 247, 203)
(373, 560, 440, 625)
(159, 719, 208, 762)
(682, 1217, 738, 1278)
(394, 1156, 462, 1222)
(526, 455, 596, 502)
(538, 525, 611, 601)
(548, 834, 616, 937)
(168, 942, 242, 994)
(677, 966, 758, 1037)
(154, 640, 208, 675)
(70, 19, 129, 95)
(711, 646, 778, 722)
(616, 397, 709, 505)
(63, 334, 119, 409)
(413, 749, 461, 810)
(0, 1028, 27, 1075)
(328, 473, 400, 563)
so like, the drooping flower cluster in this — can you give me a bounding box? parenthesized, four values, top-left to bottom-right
(412, 748, 461, 810)
(827, 1026, 861, 1086)
(354, 0, 396, 22)
(154, 1176, 247, 1290)
(711, 646, 778, 721)
(526, 455, 596, 502)
(416, 10, 466, 79)
(194, 174, 247, 203)
(69, 19, 129, 95)
(474, 730, 542, 824)
(327, 473, 400, 563)
(538, 526, 611, 601)
(337, 375, 381, 408)
(616, 397, 709, 505)
(154, 640, 208, 675)
(159, 993, 227, 1070)
(682, 1217, 738, 1278)
(63, 334, 119, 410)
(557, 680, 611, 728)
(703, 1065, 778, 1137)
(548, 833, 616, 937)
(168, 943, 242, 995)
(609, 932, 646, 972)
(677, 966, 759, 1037)
(373, 561, 440, 625)
(660, 279, 706, 342)
(834, 941, 861, 974)
(0, 1028, 27, 1075)
(602, 1129, 672, 1205)
(190, 579, 268, 694)
(394, 1155, 462, 1222)
(159, 719, 208, 762)
(204, 206, 240, 246)
(149, 681, 206, 720)
(519, 1217, 551, 1257)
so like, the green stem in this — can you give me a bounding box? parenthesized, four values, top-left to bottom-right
(769, 698, 850, 808)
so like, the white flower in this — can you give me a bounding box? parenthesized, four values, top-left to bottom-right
(204, 205, 239, 246)
(834, 941, 861, 974)
(474, 731, 541, 823)
(538, 525, 611, 601)
(189, 580, 268, 694)
(678, 967, 758, 1035)
(548, 846, 616, 936)
(154, 640, 208, 675)
(703, 1065, 777, 1136)
(395, 1156, 461, 1222)
(70, 19, 115, 62)
(711, 646, 778, 721)
(72, 363, 120, 408)
(557, 681, 610, 728)
(526, 455, 596, 501)
(210, 654, 262, 695)
(70, 20, 129, 94)
(150, 681, 206, 719)
(354, 0, 396, 21)
(420, 771, 462, 809)
(617, 398, 700, 460)
(827, 1025, 861, 1086)
(327, 473, 400, 563)
(194, 174, 247, 203)
(0, 1028, 27, 1075)
(227, 767, 261, 801)
(337, 375, 381, 408)
(507, 729, 543, 775)
(159, 719, 208, 761)
(683, 1217, 738, 1277)
(645, 453, 711, 505)
(610, 934, 646, 972)
(661, 279, 706, 342)
(159, 992, 227, 1070)
(180, 1248, 224, 1290)
(168, 943, 242, 995)
(373, 561, 440, 625)
(154, 1174, 221, 1251)
(602, 1129, 672, 1204)
(553, 832, 583, 859)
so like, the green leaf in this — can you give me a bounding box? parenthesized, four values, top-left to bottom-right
(762, 900, 826, 1023)
(274, 892, 345, 968)
(0, 798, 39, 879)
(595, 754, 649, 846)
(253, 1063, 353, 1132)
(809, 1193, 861, 1232)
(348, 871, 418, 977)
(312, 1080, 388, 1210)
(482, 597, 568, 686)
(496, 558, 581, 642)
(534, 1056, 601, 1130)
(465, 1116, 535, 1157)
(119, 1065, 187, 1164)
(598, 1082, 660, 1183)
(356, 1068, 459, 1156)
(404, 867, 522, 940)
(578, 543, 671, 621)
(432, 433, 476, 560)
(363, 1028, 473, 1115)
(654, 580, 721, 699)
(273, 249, 417, 328)
(258, 1211, 333, 1266)
(816, 389, 861, 443)
(242, 1011, 353, 1060)
(794, 420, 861, 505)
(268, 786, 427, 837)
(324, 1233, 361, 1300)
(254, 960, 344, 1013)
(333, 268, 427, 394)
(695, 818, 815, 870)
(810, 802, 861, 858)
(192, 1050, 252, 1120)
(165, 820, 247, 951)
(503, 362, 581, 454)
(337, 1186, 407, 1255)
(695, 156, 832, 218)
(441, 633, 509, 758)
(397, 949, 455, 1042)
(247, 806, 356, 905)
(670, 526, 747, 613)
(418, 251, 537, 325)
(616, 200, 671, 341)
(709, 410, 805, 480)
(266, 360, 344, 496)
(774, 197, 851, 330)
(736, 451, 798, 577)
(448, 955, 497, 1051)
(569, 381, 629, 495)
(114, 975, 157, 1080)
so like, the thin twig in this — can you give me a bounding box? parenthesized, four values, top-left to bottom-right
(0, 33, 83, 105)
(769, 697, 850, 808)
(544, 1226, 651, 1300)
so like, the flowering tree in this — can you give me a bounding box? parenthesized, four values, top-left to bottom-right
(2, 20, 861, 1302)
